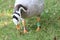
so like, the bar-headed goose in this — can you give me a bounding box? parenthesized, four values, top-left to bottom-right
(13, 0, 44, 33)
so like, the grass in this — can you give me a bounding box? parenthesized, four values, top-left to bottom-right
(0, 0, 60, 40)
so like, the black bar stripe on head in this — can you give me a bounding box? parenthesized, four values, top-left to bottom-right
(14, 12, 20, 16)
(16, 4, 27, 11)
(13, 15, 19, 21)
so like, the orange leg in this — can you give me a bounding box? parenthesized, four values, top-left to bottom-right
(22, 19, 28, 33)
(16, 24, 20, 31)
(36, 17, 41, 31)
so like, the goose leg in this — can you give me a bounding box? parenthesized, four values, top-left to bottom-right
(22, 19, 28, 33)
(16, 24, 20, 31)
(36, 16, 41, 31)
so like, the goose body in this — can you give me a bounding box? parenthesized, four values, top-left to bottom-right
(14, 0, 44, 18)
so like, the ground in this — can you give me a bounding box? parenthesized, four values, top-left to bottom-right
(0, 0, 60, 40)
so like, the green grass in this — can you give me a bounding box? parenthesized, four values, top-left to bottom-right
(0, 0, 60, 40)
